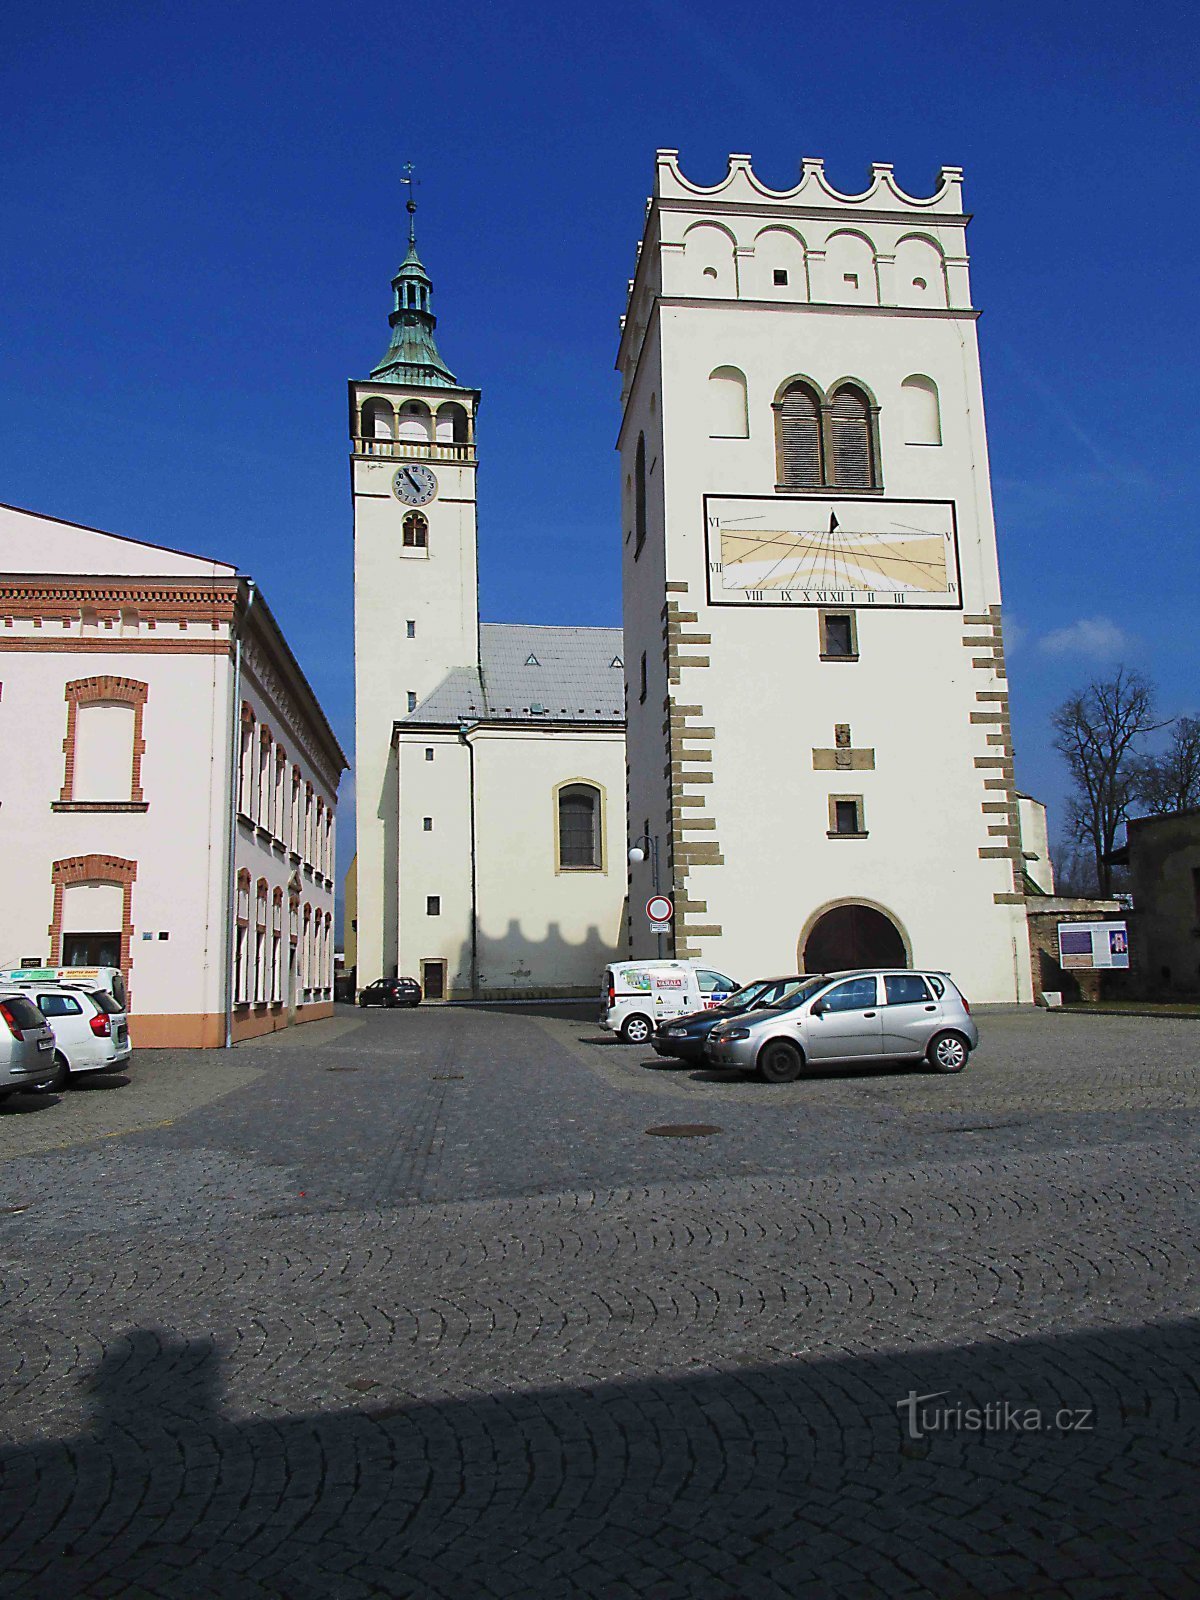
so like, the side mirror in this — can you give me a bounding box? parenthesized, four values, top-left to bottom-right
(810, 1001, 825, 1019)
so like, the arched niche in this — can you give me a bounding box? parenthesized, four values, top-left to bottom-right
(900, 375, 942, 445)
(895, 236, 948, 308)
(707, 366, 748, 438)
(682, 221, 738, 297)
(752, 226, 808, 300)
(824, 231, 879, 305)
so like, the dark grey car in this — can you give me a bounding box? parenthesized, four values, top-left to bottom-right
(705, 969, 978, 1082)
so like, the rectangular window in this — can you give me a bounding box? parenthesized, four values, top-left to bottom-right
(639, 651, 647, 703)
(423, 817, 433, 831)
(271, 932, 282, 1002)
(235, 925, 249, 1004)
(74, 701, 136, 802)
(426, 895, 441, 916)
(425, 747, 434, 761)
(407, 691, 417, 712)
(239, 720, 255, 815)
(254, 929, 266, 1002)
(773, 268, 788, 286)
(406, 620, 416, 638)
(819, 611, 858, 660)
(829, 796, 866, 837)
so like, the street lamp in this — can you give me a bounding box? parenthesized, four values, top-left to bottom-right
(628, 832, 663, 957)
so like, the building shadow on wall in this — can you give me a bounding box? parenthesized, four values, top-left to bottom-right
(1, 1319, 1196, 1595)
(434, 918, 623, 1011)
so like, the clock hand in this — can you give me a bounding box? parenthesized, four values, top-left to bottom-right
(405, 468, 422, 490)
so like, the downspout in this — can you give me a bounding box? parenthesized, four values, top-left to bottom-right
(224, 579, 257, 1048)
(457, 720, 480, 999)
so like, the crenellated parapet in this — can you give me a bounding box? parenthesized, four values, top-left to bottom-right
(617, 150, 975, 399)
(652, 149, 966, 214)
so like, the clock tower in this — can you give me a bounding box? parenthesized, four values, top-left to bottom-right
(350, 194, 481, 983)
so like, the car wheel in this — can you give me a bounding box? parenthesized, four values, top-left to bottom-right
(927, 1031, 970, 1074)
(757, 1039, 804, 1084)
(30, 1051, 69, 1095)
(620, 1013, 653, 1046)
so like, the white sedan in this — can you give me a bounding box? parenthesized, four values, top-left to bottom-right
(13, 983, 132, 1091)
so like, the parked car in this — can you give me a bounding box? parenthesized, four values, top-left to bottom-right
(705, 969, 978, 1082)
(600, 960, 740, 1045)
(359, 977, 422, 1009)
(653, 976, 811, 1061)
(0, 990, 58, 1100)
(9, 983, 132, 1090)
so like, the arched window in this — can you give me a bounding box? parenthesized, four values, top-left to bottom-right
(361, 398, 394, 440)
(402, 511, 428, 549)
(775, 382, 823, 488)
(707, 366, 748, 438)
(435, 401, 469, 443)
(634, 434, 647, 555)
(829, 385, 876, 488)
(900, 375, 941, 445)
(558, 783, 601, 870)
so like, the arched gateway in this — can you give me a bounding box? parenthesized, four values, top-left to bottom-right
(801, 902, 908, 974)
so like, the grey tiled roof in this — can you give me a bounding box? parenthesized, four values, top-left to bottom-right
(402, 623, 625, 726)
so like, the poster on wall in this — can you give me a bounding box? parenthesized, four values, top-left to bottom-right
(1058, 921, 1130, 970)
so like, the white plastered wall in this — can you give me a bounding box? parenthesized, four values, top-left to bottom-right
(615, 154, 1033, 1003)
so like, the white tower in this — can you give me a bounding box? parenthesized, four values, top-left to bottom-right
(616, 151, 1033, 1003)
(351, 194, 480, 983)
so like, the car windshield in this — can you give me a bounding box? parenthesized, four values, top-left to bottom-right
(723, 982, 772, 1011)
(758, 977, 826, 1012)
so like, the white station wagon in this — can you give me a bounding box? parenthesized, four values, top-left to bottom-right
(9, 983, 132, 1091)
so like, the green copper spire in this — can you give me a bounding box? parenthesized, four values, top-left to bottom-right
(370, 172, 458, 388)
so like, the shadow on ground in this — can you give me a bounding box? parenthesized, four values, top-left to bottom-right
(1, 1320, 1195, 1597)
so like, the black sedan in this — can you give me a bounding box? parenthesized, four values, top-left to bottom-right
(652, 977, 808, 1061)
(358, 977, 422, 1009)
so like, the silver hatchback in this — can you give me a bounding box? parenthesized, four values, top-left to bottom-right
(705, 969, 979, 1082)
(0, 990, 59, 1099)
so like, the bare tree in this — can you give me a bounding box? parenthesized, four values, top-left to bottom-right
(1051, 667, 1165, 896)
(1132, 716, 1200, 816)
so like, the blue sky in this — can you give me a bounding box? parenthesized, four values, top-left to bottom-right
(3, 0, 1196, 878)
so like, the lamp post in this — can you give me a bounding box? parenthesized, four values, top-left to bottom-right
(628, 833, 662, 958)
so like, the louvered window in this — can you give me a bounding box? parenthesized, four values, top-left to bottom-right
(829, 386, 875, 488)
(776, 384, 823, 488)
(559, 784, 600, 868)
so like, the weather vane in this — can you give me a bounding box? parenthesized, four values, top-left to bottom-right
(400, 161, 419, 244)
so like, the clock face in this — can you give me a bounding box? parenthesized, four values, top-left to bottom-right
(704, 494, 962, 609)
(392, 464, 438, 506)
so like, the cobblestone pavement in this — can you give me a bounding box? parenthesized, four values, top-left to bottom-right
(0, 1004, 1197, 1597)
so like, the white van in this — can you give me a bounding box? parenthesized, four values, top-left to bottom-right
(0, 967, 127, 1011)
(600, 960, 740, 1045)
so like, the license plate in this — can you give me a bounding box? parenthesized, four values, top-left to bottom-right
(37, 1037, 53, 1051)
(116, 1027, 127, 1044)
